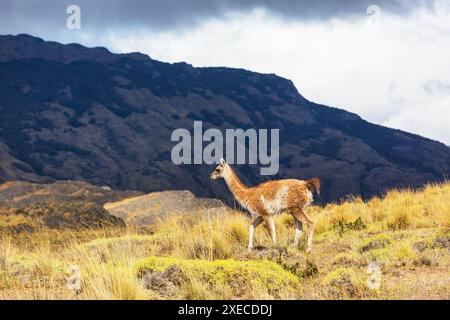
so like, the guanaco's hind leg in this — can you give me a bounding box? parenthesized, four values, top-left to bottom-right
(248, 216, 263, 250)
(291, 209, 315, 253)
(292, 217, 303, 247)
(304, 212, 315, 254)
(267, 216, 277, 245)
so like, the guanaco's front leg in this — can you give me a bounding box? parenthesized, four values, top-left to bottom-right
(248, 216, 263, 250)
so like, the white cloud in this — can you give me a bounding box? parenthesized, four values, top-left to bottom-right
(385, 96, 450, 146)
(103, 7, 450, 145)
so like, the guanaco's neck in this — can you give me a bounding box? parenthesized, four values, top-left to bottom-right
(223, 165, 251, 202)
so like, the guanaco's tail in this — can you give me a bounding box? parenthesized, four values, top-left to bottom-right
(305, 178, 320, 195)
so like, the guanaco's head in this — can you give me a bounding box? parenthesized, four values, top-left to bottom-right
(210, 158, 227, 180)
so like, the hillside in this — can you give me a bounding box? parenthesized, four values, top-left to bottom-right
(0, 180, 225, 232)
(104, 190, 225, 226)
(0, 180, 141, 208)
(1, 34, 450, 204)
(0, 182, 448, 299)
(0, 180, 139, 234)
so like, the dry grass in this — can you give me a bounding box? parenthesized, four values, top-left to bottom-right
(1, 182, 449, 299)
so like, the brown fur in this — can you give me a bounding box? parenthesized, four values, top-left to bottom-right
(305, 178, 320, 195)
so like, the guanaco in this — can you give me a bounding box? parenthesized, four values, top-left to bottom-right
(210, 158, 320, 253)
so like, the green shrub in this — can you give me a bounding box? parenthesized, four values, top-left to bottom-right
(334, 217, 367, 235)
(321, 267, 367, 299)
(359, 234, 392, 253)
(135, 256, 300, 298)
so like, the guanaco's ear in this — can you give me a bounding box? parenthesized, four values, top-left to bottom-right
(220, 157, 226, 165)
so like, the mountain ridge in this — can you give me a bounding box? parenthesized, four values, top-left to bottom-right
(1, 33, 449, 204)
(0, 33, 151, 64)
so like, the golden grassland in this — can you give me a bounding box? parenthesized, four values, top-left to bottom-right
(0, 183, 449, 300)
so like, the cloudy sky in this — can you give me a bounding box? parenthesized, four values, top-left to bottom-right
(1, 0, 449, 145)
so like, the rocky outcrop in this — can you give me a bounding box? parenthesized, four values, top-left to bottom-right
(104, 190, 226, 225)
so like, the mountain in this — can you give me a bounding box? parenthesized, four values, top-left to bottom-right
(1, 34, 449, 204)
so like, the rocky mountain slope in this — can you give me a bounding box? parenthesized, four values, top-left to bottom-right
(0, 180, 141, 208)
(1, 34, 450, 204)
(104, 190, 225, 226)
(0, 180, 223, 231)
